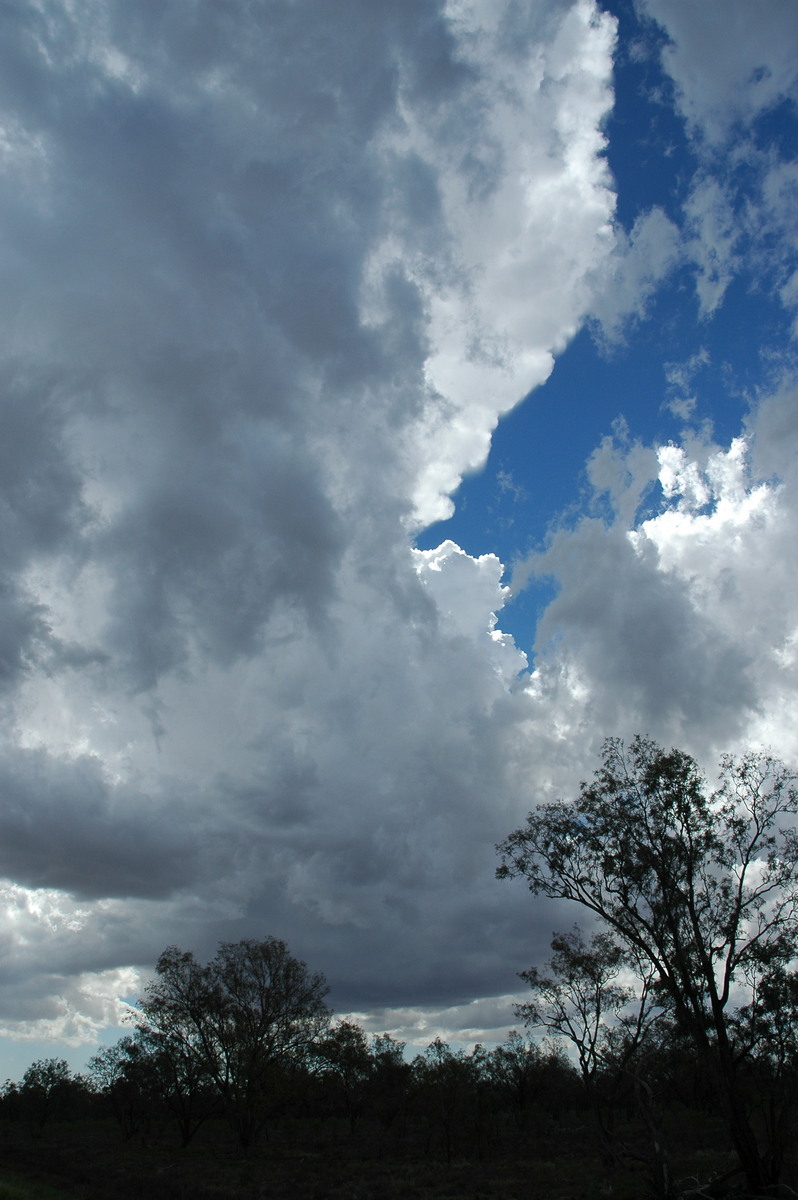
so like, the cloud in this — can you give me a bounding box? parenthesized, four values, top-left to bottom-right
(512, 378, 798, 764)
(382, 0, 619, 522)
(342, 992, 530, 1052)
(1, 0, 794, 1058)
(413, 540, 526, 682)
(640, 0, 798, 145)
(0, 747, 200, 899)
(663, 348, 710, 420)
(589, 206, 682, 343)
(0, 0, 620, 1044)
(682, 175, 741, 316)
(639, 0, 798, 327)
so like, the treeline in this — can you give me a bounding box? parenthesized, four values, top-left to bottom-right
(0, 1008, 750, 1174)
(3, 736, 798, 1199)
(0, 1023, 584, 1162)
(1, 933, 793, 1186)
(1, 934, 586, 1162)
(1, 944, 796, 1193)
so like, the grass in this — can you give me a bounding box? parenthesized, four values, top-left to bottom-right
(0, 1141, 663, 1200)
(0, 1112, 793, 1199)
(0, 1174, 74, 1200)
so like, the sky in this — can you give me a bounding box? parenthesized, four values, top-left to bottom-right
(0, 0, 797, 1080)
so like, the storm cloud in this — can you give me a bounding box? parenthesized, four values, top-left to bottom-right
(0, 0, 796, 1054)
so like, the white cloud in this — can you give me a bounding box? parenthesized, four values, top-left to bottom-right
(590, 206, 682, 342)
(663, 348, 709, 420)
(512, 376, 798, 766)
(640, 0, 798, 326)
(683, 176, 741, 316)
(759, 156, 798, 332)
(342, 992, 528, 1052)
(413, 540, 527, 685)
(383, 0, 618, 523)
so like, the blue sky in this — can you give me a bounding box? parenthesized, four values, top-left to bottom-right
(0, 0, 796, 1078)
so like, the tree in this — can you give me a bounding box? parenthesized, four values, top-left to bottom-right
(731, 963, 798, 1183)
(486, 1030, 545, 1130)
(89, 1037, 159, 1140)
(518, 927, 632, 1090)
(411, 1039, 480, 1163)
(519, 928, 639, 1157)
(313, 1019, 372, 1134)
(133, 1023, 219, 1146)
(497, 736, 798, 1196)
(364, 1032, 410, 1143)
(136, 936, 330, 1150)
(518, 926, 673, 1194)
(19, 1058, 81, 1130)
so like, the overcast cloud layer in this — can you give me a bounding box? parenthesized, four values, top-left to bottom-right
(0, 0, 796, 1055)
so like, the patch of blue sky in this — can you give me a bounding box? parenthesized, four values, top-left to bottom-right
(415, 0, 796, 661)
(604, 0, 695, 232)
(415, 255, 790, 656)
(751, 97, 798, 160)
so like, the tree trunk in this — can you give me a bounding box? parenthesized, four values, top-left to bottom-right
(712, 1047, 778, 1196)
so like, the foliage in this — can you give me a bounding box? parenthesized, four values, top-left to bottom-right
(135, 936, 330, 1150)
(498, 735, 798, 1195)
(312, 1019, 373, 1133)
(131, 1022, 219, 1146)
(364, 1032, 411, 1136)
(89, 1037, 159, 1140)
(484, 1030, 545, 1128)
(411, 1039, 482, 1163)
(16, 1060, 88, 1130)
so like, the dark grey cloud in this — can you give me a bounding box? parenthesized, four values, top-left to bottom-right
(0, 0, 726, 1049)
(0, 0, 448, 692)
(0, 747, 197, 899)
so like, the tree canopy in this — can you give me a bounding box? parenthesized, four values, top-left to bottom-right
(498, 735, 798, 1195)
(135, 936, 330, 1150)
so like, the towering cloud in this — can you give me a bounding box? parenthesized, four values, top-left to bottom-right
(0, 0, 796, 1057)
(0, 0, 617, 1042)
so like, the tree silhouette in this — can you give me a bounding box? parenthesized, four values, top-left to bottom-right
(137, 936, 330, 1151)
(498, 736, 798, 1195)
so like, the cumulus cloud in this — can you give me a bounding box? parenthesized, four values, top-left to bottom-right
(0, 0, 794, 1057)
(512, 378, 798, 767)
(0, 0, 620, 1044)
